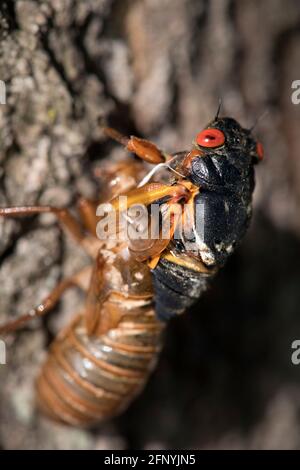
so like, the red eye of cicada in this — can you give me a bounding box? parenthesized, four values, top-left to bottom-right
(196, 128, 225, 148)
(256, 141, 264, 160)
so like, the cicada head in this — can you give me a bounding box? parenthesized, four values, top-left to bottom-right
(178, 116, 264, 267)
(182, 116, 263, 193)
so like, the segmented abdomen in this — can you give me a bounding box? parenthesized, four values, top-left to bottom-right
(37, 307, 163, 426)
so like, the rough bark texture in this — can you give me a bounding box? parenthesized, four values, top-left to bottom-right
(0, 0, 300, 450)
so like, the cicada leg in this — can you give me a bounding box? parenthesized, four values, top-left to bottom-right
(0, 205, 102, 257)
(77, 197, 99, 238)
(0, 266, 92, 335)
(103, 126, 170, 164)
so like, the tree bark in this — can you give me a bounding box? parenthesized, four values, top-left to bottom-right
(0, 0, 300, 450)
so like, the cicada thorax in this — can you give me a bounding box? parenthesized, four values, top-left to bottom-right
(97, 152, 220, 324)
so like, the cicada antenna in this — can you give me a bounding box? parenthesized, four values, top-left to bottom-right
(249, 109, 269, 132)
(215, 98, 222, 120)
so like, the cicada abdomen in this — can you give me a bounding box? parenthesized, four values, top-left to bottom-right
(36, 249, 165, 426)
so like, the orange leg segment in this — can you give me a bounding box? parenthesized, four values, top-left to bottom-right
(103, 126, 168, 164)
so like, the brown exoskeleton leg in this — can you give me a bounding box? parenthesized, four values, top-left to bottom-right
(77, 198, 99, 237)
(0, 206, 100, 257)
(110, 181, 192, 211)
(103, 127, 170, 164)
(0, 266, 92, 335)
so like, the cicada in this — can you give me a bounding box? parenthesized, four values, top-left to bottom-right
(0, 114, 263, 426)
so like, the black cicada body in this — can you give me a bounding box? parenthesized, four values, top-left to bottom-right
(152, 117, 264, 321)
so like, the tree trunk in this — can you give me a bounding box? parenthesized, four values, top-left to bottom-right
(0, 0, 300, 450)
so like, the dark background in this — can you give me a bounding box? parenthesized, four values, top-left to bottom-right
(0, 0, 300, 449)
